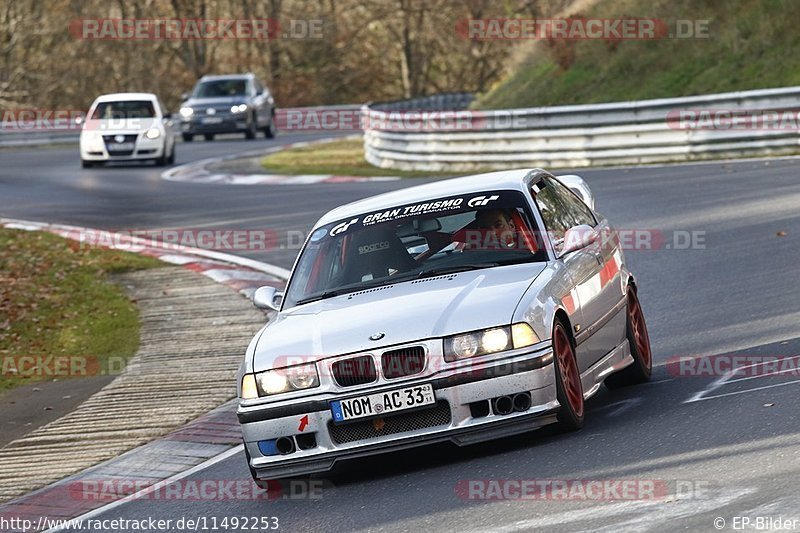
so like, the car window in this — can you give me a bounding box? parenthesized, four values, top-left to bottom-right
(91, 100, 156, 119)
(532, 176, 596, 234)
(193, 79, 248, 98)
(283, 190, 548, 308)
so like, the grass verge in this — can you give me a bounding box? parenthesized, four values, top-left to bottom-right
(261, 138, 461, 178)
(0, 228, 162, 392)
(475, 0, 800, 109)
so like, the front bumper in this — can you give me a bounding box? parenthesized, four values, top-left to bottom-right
(238, 345, 557, 480)
(80, 136, 166, 161)
(180, 115, 249, 134)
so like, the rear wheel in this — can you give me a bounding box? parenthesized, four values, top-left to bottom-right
(553, 320, 584, 431)
(182, 133, 193, 142)
(204, 134, 214, 141)
(605, 286, 652, 388)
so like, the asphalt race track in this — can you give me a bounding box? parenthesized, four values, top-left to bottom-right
(2, 137, 800, 531)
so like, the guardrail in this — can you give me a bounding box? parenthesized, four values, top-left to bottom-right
(0, 105, 364, 147)
(361, 87, 800, 170)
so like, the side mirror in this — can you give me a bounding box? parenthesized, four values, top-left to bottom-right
(74, 114, 84, 127)
(560, 224, 598, 255)
(162, 112, 172, 120)
(557, 174, 595, 210)
(181, 92, 190, 101)
(253, 286, 282, 311)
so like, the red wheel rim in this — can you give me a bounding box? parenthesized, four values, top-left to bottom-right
(554, 326, 583, 417)
(627, 290, 652, 369)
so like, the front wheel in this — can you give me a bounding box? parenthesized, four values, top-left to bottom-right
(81, 159, 94, 168)
(245, 115, 257, 139)
(204, 134, 214, 141)
(553, 320, 584, 431)
(264, 117, 276, 138)
(605, 287, 652, 389)
(182, 133, 193, 142)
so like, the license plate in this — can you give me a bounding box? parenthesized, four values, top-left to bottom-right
(201, 117, 223, 124)
(330, 383, 435, 423)
(107, 142, 134, 151)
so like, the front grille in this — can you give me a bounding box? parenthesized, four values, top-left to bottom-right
(331, 355, 377, 387)
(381, 346, 426, 379)
(102, 134, 137, 143)
(328, 400, 451, 444)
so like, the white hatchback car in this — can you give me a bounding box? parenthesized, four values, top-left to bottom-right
(79, 93, 176, 168)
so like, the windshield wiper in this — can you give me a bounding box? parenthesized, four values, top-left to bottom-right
(415, 263, 500, 279)
(294, 289, 349, 306)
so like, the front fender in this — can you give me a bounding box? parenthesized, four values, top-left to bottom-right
(512, 261, 581, 342)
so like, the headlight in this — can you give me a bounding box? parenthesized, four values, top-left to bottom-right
(179, 107, 194, 118)
(252, 363, 319, 396)
(230, 104, 248, 113)
(145, 127, 161, 139)
(444, 323, 540, 362)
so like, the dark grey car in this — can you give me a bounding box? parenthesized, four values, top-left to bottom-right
(178, 73, 276, 141)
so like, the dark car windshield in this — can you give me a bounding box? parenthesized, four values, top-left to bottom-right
(283, 190, 548, 308)
(193, 79, 248, 98)
(91, 100, 156, 119)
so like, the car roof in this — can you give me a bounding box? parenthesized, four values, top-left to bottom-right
(199, 73, 254, 81)
(314, 168, 545, 227)
(93, 93, 158, 102)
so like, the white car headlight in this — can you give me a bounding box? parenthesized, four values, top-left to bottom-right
(145, 127, 161, 139)
(444, 323, 540, 362)
(179, 107, 194, 118)
(231, 104, 248, 113)
(251, 363, 320, 397)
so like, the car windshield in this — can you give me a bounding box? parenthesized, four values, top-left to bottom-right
(283, 190, 548, 308)
(91, 100, 156, 119)
(193, 79, 248, 97)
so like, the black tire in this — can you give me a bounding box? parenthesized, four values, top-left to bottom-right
(605, 287, 653, 389)
(552, 319, 584, 431)
(264, 116, 276, 138)
(204, 134, 215, 141)
(245, 115, 257, 140)
(182, 133, 193, 142)
(81, 159, 94, 168)
(166, 144, 175, 165)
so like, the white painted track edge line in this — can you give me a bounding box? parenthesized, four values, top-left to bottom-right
(43, 445, 244, 532)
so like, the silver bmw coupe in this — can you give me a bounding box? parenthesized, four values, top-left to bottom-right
(237, 168, 652, 483)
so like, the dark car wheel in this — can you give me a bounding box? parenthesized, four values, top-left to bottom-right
(204, 134, 214, 141)
(264, 117, 276, 138)
(182, 133, 193, 142)
(245, 115, 257, 140)
(605, 286, 653, 389)
(81, 159, 95, 168)
(553, 319, 584, 431)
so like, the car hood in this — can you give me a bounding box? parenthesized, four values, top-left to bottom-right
(251, 263, 546, 372)
(184, 96, 248, 107)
